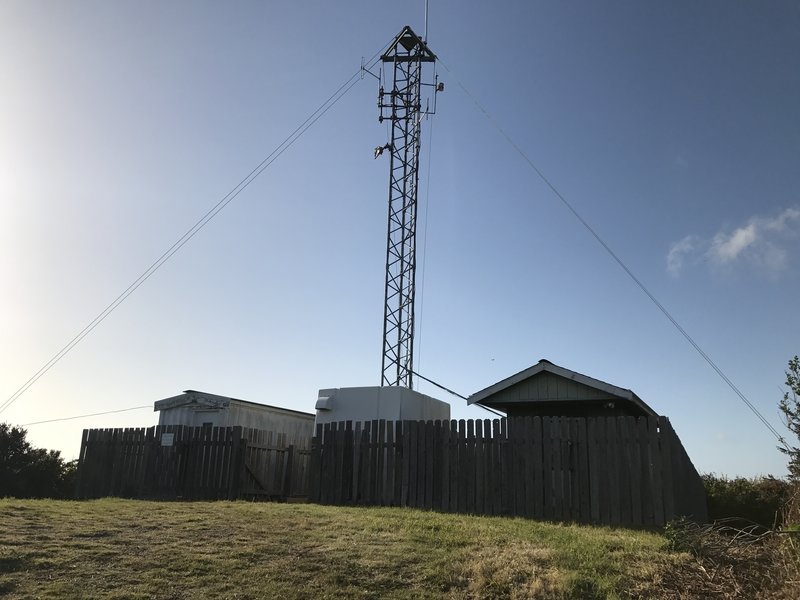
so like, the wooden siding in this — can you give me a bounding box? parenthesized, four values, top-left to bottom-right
(490, 371, 614, 405)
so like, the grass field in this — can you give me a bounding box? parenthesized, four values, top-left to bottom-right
(0, 499, 690, 599)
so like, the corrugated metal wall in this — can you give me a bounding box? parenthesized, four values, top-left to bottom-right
(158, 402, 313, 448)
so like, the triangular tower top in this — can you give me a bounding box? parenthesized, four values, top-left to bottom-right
(381, 26, 436, 62)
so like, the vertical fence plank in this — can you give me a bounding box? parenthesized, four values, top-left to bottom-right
(648, 417, 665, 526)
(455, 420, 465, 513)
(576, 419, 590, 523)
(659, 416, 676, 522)
(378, 420, 387, 506)
(440, 421, 450, 512)
(529, 417, 542, 520)
(465, 420, 475, 514)
(360, 421, 372, 505)
(280, 444, 293, 497)
(351, 422, 361, 504)
(219, 427, 234, 497)
(616, 418, 633, 526)
(370, 420, 380, 505)
(383, 421, 393, 506)
(341, 422, 352, 503)
(406, 420, 417, 508)
(474, 420, 484, 515)
(597, 418, 611, 525)
(211, 427, 222, 499)
(321, 423, 332, 504)
(74, 429, 89, 497)
(330, 423, 341, 504)
(521, 417, 533, 518)
(486, 420, 496, 515)
(553, 418, 565, 521)
(432, 421, 442, 511)
(636, 418, 653, 526)
(567, 419, 580, 522)
(624, 417, 641, 526)
(606, 418, 621, 525)
(512, 419, 525, 516)
(393, 421, 403, 506)
(542, 418, 553, 521)
(397, 421, 407, 507)
(450, 420, 464, 512)
(500, 418, 511, 515)
(564, 418, 577, 521)
(310, 424, 322, 502)
(425, 421, 434, 510)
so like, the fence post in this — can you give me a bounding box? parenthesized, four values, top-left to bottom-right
(283, 444, 295, 497)
(229, 426, 244, 500)
(74, 429, 89, 498)
(309, 423, 322, 502)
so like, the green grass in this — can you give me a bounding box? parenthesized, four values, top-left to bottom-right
(0, 499, 686, 599)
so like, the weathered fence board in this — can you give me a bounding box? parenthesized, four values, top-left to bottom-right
(75, 425, 310, 501)
(309, 416, 707, 527)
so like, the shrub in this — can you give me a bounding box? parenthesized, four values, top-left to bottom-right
(702, 473, 790, 529)
(0, 423, 75, 498)
(663, 517, 785, 599)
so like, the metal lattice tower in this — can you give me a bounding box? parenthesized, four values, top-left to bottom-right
(376, 26, 439, 388)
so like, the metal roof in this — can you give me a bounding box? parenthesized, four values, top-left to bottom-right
(153, 390, 314, 418)
(381, 25, 436, 62)
(468, 359, 658, 417)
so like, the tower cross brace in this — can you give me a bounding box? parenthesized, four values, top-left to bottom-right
(377, 26, 437, 388)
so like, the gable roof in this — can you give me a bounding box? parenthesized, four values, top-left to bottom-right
(468, 359, 658, 417)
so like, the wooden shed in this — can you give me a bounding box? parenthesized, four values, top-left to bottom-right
(468, 359, 658, 418)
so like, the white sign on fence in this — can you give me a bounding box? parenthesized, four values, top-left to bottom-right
(161, 433, 174, 447)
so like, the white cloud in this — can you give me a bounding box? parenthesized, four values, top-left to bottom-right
(764, 207, 800, 232)
(666, 235, 696, 276)
(667, 206, 800, 277)
(709, 223, 758, 263)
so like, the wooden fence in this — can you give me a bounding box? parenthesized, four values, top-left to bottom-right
(309, 416, 707, 526)
(75, 425, 311, 500)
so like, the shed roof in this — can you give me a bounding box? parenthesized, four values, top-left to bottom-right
(153, 390, 314, 418)
(468, 359, 658, 417)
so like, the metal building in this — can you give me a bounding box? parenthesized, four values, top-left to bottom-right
(154, 390, 314, 447)
(314, 385, 450, 426)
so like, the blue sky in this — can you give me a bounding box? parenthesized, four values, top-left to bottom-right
(1, 1, 798, 477)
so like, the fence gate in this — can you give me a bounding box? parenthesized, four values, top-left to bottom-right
(75, 425, 311, 500)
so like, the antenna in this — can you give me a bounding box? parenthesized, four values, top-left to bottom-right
(424, 0, 429, 41)
(375, 26, 440, 388)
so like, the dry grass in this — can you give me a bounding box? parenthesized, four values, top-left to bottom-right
(635, 517, 800, 600)
(1, 498, 688, 599)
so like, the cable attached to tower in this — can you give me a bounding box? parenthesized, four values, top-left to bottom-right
(436, 57, 787, 448)
(0, 42, 394, 416)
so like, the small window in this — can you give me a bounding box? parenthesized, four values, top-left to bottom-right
(202, 421, 213, 428)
